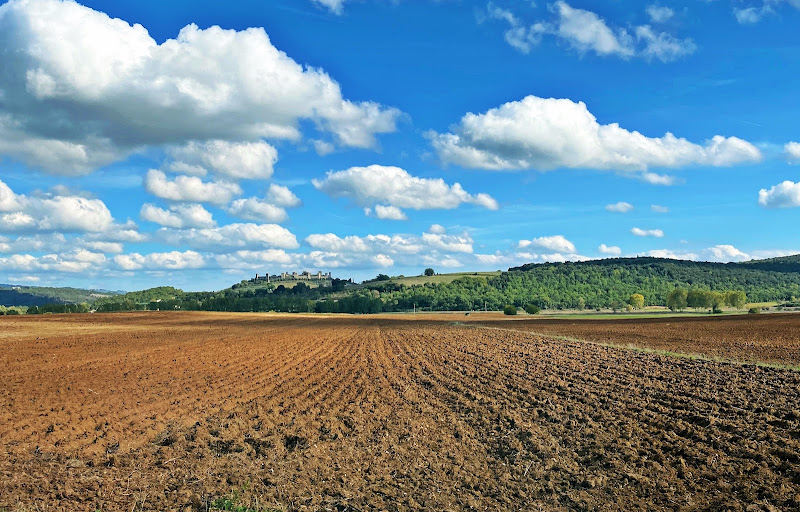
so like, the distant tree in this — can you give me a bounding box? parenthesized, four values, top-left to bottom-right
(687, 289, 710, 310)
(424, 268, 435, 277)
(628, 293, 645, 310)
(375, 274, 391, 281)
(524, 304, 540, 315)
(667, 288, 688, 311)
(577, 297, 586, 310)
(709, 291, 726, 314)
(503, 305, 518, 315)
(725, 290, 747, 310)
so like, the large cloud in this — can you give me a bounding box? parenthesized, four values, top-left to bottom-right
(0, 179, 114, 233)
(429, 95, 761, 178)
(758, 180, 800, 208)
(313, 165, 499, 218)
(0, 0, 400, 174)
(166, 140, 278, 180)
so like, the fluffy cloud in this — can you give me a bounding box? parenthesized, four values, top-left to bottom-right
(631, 227, 664, 237)
(0, 179, 114, 233)
(519, 235, 576, 253)
(0, 0, 400, 174)
(157, 223, 299, 252)
(785, 142, 800, 163)
(429, 95, 761, 177)
(144, 170, 241, 205)
(651, 204, 670, 213)
(421, 232, 474, 254)
(598, 244, 622, 256)
(305, 229, 474, 259)
(0, 250, 108, 273)
(226, 184, 301, 223)
(114, 250, 205, 270)
(605, 202, 633, 213)
(140, 203, 216, 228)
(227, 199, 288, 223)
(265, 184, 301, 208)
(706, 244, 750, 262)
(313, 165, 499, 215)
(167, 140, 278, 180)
(365, 205, 408, 221)
(758, 180, 800, 208)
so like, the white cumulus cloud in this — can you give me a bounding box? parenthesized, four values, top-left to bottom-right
(0, 0, 400, 174)
(758, 180, 800, 208)
(114, 250, 205, 270)
(785, 142, 800, 163)
(144, 170, 241, 205)
(313, 165, 499, 215)
(0, 179, 114, 233)
(157, 223, 299, 252)
(519, 235, 576, 253)
(429, 95, 761, 178)
(167, 140, 278, 180)
(598, 244, 622, 256)
(140, 203, 216, 228)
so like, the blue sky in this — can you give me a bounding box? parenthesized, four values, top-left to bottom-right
(0, 0, 799, 291)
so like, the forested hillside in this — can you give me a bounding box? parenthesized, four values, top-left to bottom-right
(20, 255, 800, 314)
(0, 285, 120, 307)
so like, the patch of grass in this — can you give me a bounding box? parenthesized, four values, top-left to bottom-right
(363, 271, 501, 287)
(209, 489, 281, 512)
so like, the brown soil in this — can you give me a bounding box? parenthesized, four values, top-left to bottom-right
(1, 312, 799, 511)
(472, 312, 800, 367)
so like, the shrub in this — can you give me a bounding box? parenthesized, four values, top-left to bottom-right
(748, 307, 761, 314)
(503, 305, 517, 315)
(524, 304, 540, 315)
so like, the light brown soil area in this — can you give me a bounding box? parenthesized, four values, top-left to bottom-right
(472, 313, 800, 367)
(1, 312, 799, 511)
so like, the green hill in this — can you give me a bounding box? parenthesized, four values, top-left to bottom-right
(23, 254, 800, 314)
(0, 285, 121, 307)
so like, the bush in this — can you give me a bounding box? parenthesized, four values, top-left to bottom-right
(503, 305, 517, 315)
(524, 304, 540, 315)
(748, 307, 761, 314)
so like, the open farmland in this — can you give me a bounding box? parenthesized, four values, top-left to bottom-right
(472, 313, 800, 368)
(1, 312, 800, 511)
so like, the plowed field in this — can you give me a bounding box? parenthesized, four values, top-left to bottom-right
(2, 312, 799, 511)
(472, 312, 800, 367)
